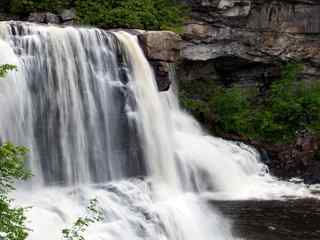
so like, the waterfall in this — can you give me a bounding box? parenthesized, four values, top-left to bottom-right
(0, 21, 317, 240)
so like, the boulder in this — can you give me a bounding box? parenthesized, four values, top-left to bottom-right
(138, 31, 181, 62)
(28, 12, 61, 24)
(28, 13, 46, 23)
(45, 13, 61, 24)
(60, 9, 76, 22)
(138, 31, 181, 91)
(60, 8, 76, 25)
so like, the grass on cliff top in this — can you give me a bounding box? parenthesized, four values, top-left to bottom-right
(180, 63, 320, 144)
(7, 0, 188, 31)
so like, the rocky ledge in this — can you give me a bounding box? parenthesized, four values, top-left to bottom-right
(138, 31, 181, 91)
(175, 0, 320, 183)
(177, 0, 320, 86)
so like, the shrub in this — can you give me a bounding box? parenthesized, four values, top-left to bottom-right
(211, 87, 252, 136)
(8, 0, 187, 31)
(0, 143, 31, 240)
(179, 78, 217, 128)
(75, 0, 187, 31)
(179, 63, 320, 144)
(9, 0, 72, 15)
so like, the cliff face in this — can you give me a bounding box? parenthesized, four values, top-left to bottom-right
(178, 0, 320, 86)
(176, 0, 320, 183)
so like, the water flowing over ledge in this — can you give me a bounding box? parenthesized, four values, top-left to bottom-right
(0, 21, 319, 240)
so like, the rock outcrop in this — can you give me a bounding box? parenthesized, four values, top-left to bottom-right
(177, 0, 320, 182)
(177, 0, 320, 86)
(27, 9, 76, 25)
(138, 31, 181, 91)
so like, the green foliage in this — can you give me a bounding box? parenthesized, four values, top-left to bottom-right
(0, 143, 31, 240)
(211, 87, 253, 136)
(8, 0, 72, 15)
(255, 63, 320, 142)
(62, 198, 104, 240)
(180, 63, 320, 143)
(75, 0, 187, 31)
(179, 79, 216, 126)
(7, 0, 187, 31)
(0, 64, 17, 78)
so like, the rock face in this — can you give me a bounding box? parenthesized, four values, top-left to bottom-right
(27, 9, 76, 25)
(177, 0, 320, 86)
(263, 133, 320, 184)
(28, 12, 60, 24)
(138, 31, 181, 91)
(177, 0, 320, 182)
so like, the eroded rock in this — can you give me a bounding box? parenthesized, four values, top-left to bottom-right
(138, 31, 181, 91)
(138, 31, 181, 62)
(60, 9, 76, 22)
(177, 0, 320, 86)
(28, 12, 61, 24)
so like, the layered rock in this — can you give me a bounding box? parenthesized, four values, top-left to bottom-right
(177, 0, 320, 182)
(177, 0, 320, 86)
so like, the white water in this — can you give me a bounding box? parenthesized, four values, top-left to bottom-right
(0, 22, 318, 240)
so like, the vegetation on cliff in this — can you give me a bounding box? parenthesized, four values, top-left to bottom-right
(180, 63, 320, 144)
(6, 0, 187, 31)
(7, 0, 71, 16)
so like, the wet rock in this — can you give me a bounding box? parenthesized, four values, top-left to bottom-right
(218, 0, 251, 17)
(138, 31, 181, 91)
(28, 12, 61, 24)
(60, 9, 76, 25)
(28, 13, 46, 23)
(149, 61, 172, 91)
(138, 31, 181, 62)
(258, 134, 320, 183)
(45, 13, 61, 24)
(60, 9, 76, 22)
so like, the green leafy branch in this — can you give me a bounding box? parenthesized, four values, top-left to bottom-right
(62, 198, 104, 240)
(0, 64, 17, 78)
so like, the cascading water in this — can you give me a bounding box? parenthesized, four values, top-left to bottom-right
(0, 21, 318, 240)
